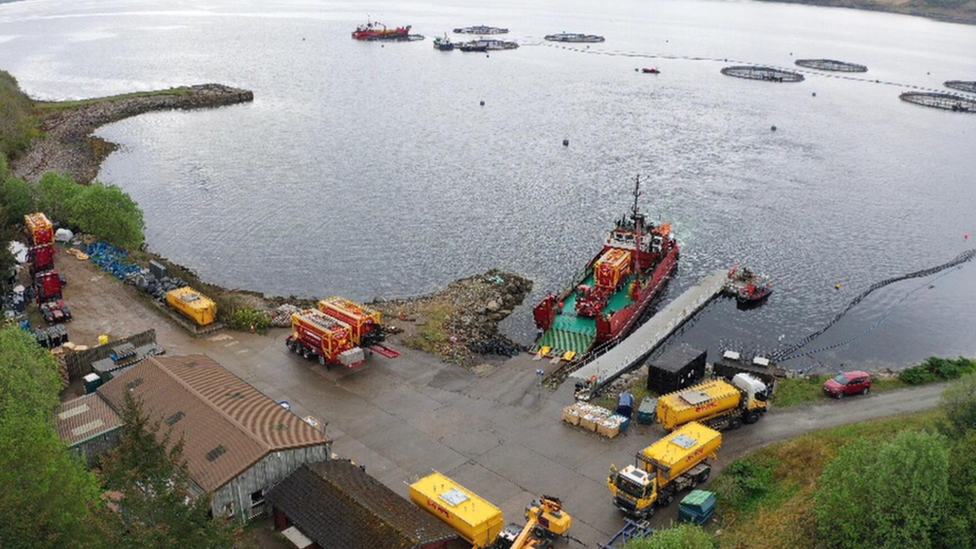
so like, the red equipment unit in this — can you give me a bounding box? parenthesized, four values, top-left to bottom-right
(24, 212, 54, 246)
(286, 309, 362, 368)
(28, 244, 56, 275)
(317, 297, 384, 347)
(35, 271, 64, 303)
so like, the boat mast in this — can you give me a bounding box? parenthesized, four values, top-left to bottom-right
(632, 175, 641, 272)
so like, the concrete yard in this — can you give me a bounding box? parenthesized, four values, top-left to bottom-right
(55, 254, 947, 546)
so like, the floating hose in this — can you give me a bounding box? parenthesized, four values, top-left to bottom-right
(774, 248, 976, 361)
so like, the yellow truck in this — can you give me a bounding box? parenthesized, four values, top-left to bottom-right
(409, 473, 505, 548)
(165, 287, 217, 326)
(608, 422, 721, 518)
(410, 473, 575, 549)
(656, 373, 770, 432)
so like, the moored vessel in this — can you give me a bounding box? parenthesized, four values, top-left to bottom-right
(433, 34, 454, 50)
(352, 20, 411, 41)
(533, 177, 680, 359)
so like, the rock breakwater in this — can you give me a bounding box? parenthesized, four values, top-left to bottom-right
(13, 83, 253, 183)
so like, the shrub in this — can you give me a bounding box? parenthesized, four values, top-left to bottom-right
(899, 357, 976, 385)
(70, 182, 145, 248)
(0, 70, 37, 159)
(712, 458, 774, 512)
(939, 373, 976, 438)
(225, 307, 271, 334)
(35, 172, 82, 225)
(0, 176, 34, 227)
(623, 524, 715, 549)
(815, 431, 950, 549)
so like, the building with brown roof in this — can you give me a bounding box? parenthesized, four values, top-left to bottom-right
(54, 392, 124, 467)
(98, 354, 331, 522)
(266, 460, 460, 549)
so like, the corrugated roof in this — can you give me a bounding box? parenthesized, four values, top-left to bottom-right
(266, 461, 458, 549)
(99, 355, 329, 492)
(54, 393, 124, 446)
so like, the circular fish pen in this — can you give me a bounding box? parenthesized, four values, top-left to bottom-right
(795, 59, 867, 73)
(945, 81, 976, 94)
(900, 92, 976, 113)
(721, 66, 804, 83)
(453, 26, 508, 35)
(544, 33, 605, 43)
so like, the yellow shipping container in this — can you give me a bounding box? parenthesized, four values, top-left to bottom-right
(656, 379, 742, 431)
(639, 422, 722, 484)
(409, 473, 504, 548)
(166, 287, 217, 326)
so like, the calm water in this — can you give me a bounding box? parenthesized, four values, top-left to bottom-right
(2, 0, 975, 370)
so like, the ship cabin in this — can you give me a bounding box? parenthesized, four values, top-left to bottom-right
(605, 215, 666, 257)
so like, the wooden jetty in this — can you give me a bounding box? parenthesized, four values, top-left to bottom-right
(721, 66, 804, 83)
(569, 270, 728, 391)
(900, 92, 976, 113)
(795, 59, 867, 73)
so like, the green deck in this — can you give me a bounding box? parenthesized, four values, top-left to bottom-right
(534, 272, 638, 357)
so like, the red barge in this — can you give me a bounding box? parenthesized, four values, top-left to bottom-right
(351, 20, 411, 41)
(533, 177, 679, 359)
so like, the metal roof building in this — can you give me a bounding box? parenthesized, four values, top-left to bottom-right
(98, 354, 331, 522)
(266, 460, 459, 549)
(54, 393, 124, 467)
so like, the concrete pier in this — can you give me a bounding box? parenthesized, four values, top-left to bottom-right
(570, 269, 728, 390)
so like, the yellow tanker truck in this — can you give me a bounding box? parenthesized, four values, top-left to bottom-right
(608, 422, 721, 518)
(656, 373, 770, 432)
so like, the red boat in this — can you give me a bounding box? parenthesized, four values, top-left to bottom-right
(642, 67, 660, 74)
(533, 176, 680, 359)
(351, 20, 411, 41)
(726, 265, 773, 305)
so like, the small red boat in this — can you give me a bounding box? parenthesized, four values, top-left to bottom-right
(642, 67, 660, 74)
(352, 20, 411, 41)
(726, 265, 773, 305)
(737, 283, 772, 304)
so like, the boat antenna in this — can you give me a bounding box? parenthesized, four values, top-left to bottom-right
(632, 174, 641, 219)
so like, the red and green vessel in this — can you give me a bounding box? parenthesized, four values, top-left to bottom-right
(533, 177, 679, 359)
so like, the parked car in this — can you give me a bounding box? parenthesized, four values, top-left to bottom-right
(823, 371, 872, 398)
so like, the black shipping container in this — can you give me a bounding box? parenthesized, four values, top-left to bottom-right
(713, 359, 777, 387)
(647, 344, 707, 394)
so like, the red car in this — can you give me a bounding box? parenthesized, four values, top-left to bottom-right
(823, 371, 872, 398)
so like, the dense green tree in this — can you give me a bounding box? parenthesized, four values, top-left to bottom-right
(0, 176, 34, 226)
(623, 524, 715, 549)
(0, 327, 107, 549)
(99, 394, 239, 549)
(70, 182, 145, 248)
(0, 151, 8, 180)
(815, 431, 950, 549)
(36, 172, 83, 225)
(942, 430, 976, 549)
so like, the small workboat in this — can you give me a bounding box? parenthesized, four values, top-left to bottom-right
(433, 35, 454, 51)
(737, 283, 772, 305)
(642, 67, 660, 74)
(726, 265, 773, 306)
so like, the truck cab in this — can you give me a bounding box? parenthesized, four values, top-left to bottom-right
(732, 373, 769, 417)
(608, 423, 721, 518)
(608, 465, 658, 516)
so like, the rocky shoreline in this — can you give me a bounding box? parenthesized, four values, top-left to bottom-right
(12, 83, 254, 184)
(370, 270, 534, 367)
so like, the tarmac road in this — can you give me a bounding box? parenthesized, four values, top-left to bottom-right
(55, 255, 948, 546)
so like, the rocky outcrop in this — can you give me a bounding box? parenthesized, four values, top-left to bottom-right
(372, 270, 534, 367)
(12, 84, 253, 183)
